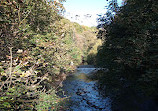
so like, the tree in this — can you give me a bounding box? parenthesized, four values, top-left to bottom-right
(96, 0, 158, 110)
(0, 0, 66, 110)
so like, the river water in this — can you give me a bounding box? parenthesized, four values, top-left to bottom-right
(61, 65, 111, 111)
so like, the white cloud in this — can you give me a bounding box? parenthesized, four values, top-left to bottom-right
(64, 11, 101, 27)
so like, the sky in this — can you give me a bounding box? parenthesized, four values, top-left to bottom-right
(63, 0, 122, 27)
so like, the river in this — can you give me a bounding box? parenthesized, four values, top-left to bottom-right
(60, 65, 111, 111)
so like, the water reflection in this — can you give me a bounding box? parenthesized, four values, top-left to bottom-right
(61, 66, 112, 111)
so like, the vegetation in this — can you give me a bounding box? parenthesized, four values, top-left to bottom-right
(0, 0, 99, 110)
(95, 0, 158, 110)
(2, 0, 156, 110)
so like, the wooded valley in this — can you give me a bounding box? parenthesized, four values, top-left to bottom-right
(0, 0, 158, 110)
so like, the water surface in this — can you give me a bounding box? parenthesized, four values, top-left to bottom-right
(61, 65, 111, 111)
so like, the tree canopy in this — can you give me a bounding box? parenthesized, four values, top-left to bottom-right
(96, 0, 158, 110)
(0, 0, 100, 110)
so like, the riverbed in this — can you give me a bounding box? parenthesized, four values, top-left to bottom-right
(60, 65, 111, 111)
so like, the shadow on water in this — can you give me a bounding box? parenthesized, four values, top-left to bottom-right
(59, 65, 111, 111)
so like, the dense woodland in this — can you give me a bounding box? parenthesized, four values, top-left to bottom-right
(0, 0, 101, 110)
(95, 0, 158, 110)
(0, 0, 158, 110)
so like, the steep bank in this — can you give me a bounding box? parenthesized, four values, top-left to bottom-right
(0, 0, 101, 110)
(93, 0, 158, 110)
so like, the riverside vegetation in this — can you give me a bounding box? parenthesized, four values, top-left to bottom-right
(93, 0, 158, 111)
(1, 0, 158, 111)
(0, 0, 101, 110)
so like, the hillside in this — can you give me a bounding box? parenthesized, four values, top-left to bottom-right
(0, 0, 101, 110)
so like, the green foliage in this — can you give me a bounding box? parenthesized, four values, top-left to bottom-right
(36, 90, 60, 111)
(87, 39, 102, 64)
(73, 22, 84, 33)
(0, 0, 99, 110)
(0, 0, 67, 110)
(58, 18, 102, 65)
(96, 0, 158, 110)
